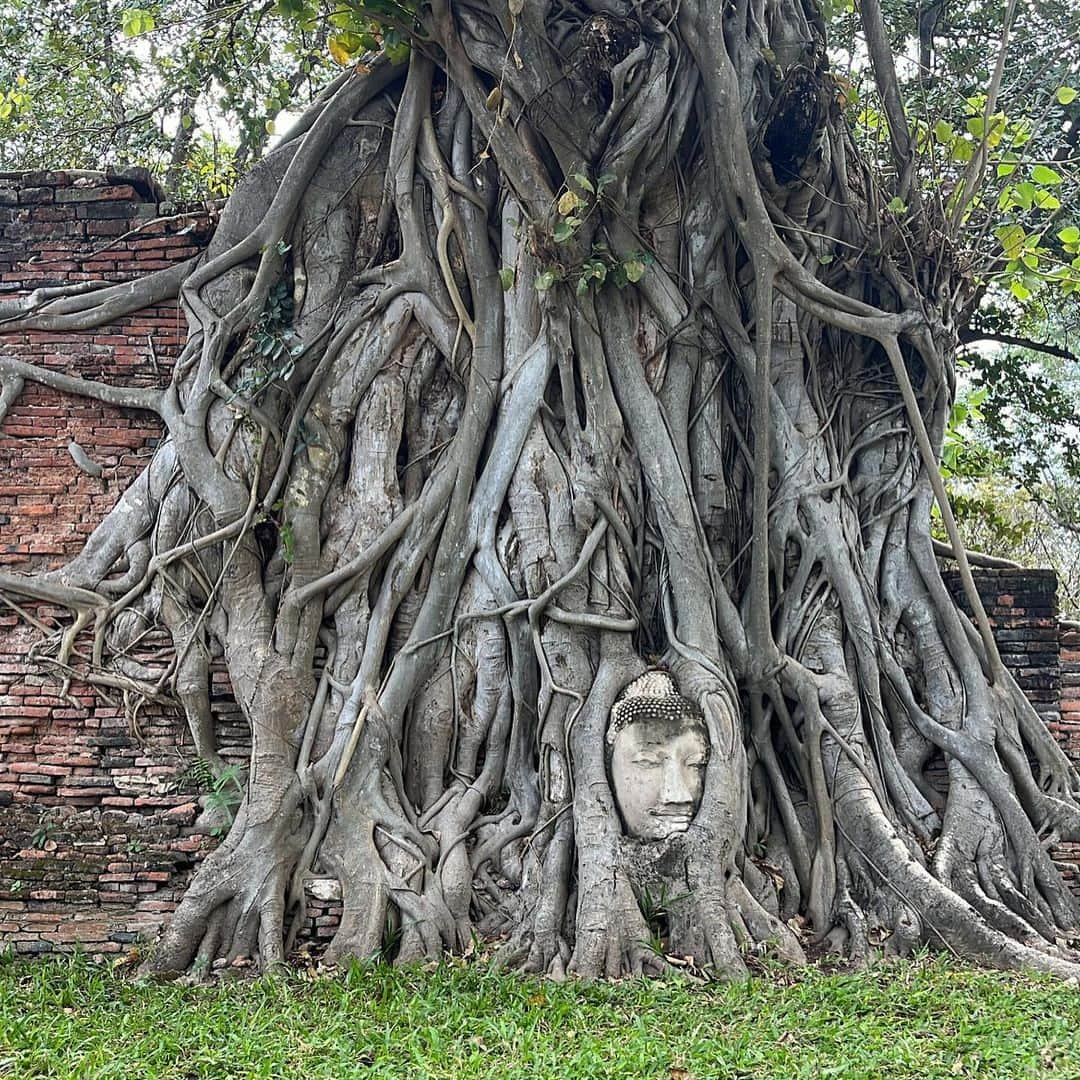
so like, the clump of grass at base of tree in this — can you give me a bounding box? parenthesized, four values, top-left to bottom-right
(0, 951, 1077, 1078)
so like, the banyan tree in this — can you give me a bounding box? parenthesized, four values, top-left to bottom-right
(3, 0, 1080, 979)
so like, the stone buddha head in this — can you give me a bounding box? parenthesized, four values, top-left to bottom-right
(606, 671, 709, 841)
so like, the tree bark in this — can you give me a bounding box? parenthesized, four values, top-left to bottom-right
(3, 0, 1080, 980)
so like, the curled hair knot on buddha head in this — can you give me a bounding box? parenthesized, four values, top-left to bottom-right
(606, 670, 706, 745)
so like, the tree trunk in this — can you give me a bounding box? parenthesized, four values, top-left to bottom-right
(3, 0, 1080, 980)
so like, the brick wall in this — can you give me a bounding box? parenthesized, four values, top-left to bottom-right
(942, 568, 1080, 886)
(0, 170, 232, 957)
(0, 169, 211, 571)
(943, 568, 1061, 724)
(0, 171, 1077, 959)
(1058, 629, 1080, 759)
(1056, 628, 1080, 878)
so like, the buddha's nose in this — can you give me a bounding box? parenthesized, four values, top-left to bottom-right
(660, 760, 694, 806)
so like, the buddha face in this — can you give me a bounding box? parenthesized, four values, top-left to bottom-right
(610, 716, 709, 841)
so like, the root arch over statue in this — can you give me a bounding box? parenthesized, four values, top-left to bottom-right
(2, 0, 1080, 979)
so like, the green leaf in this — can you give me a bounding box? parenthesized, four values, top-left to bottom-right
(1031, 164, 1062, 185)
(951, 139, 974, 163)
(275, 0, 310, 16)
(121, 8, 155, 36)
(623, 258, 646, 283)
(383, 29, 410, 65)
(887, 196, 908, 214)
(1056, 86, 1078, 105)
(941, 441, 959, 473)
(1009, 280, 1031, 301)
(995, 224, 1026, 260)
(279, 520, 295, 565)
(498, 267, 515, 291)
(580, 259, 607, 286)
(571, 172, 594, 194)
(328, 33, 362, 65)
(535, 269, 556, 292)
(1010, 122, 1032, 147)
(933, 120, 953, 144)
(1011, 183, 1036, 210)
(552, 219, 576, 243)
(596, 171, 617, 192)
(1057, 226, 1080, 245)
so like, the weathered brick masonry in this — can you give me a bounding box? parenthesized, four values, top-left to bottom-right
(0, 171, 1075, 958)
(0, 170, 237, 957)
(1058, 626, 1080, 877)
(943, 568, 1062, 726)
(944, 568, 1080, 883)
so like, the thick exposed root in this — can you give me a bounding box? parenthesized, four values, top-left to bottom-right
(148, 790, 304, 976)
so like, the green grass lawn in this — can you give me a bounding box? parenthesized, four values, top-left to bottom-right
(0, 953, 1077, 1078)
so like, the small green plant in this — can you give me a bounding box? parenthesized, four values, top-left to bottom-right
(637, 884, 692, 955)
(530, 169, 654, 297)
(278, 519, 296, 565)
(375, 914, 403, 966)
(174, 758, 244, 838)
(550, 170, 617, 244)
(254, 499, 298, 566)
(30, 819, 56, 850)
(205, 764, 244, 838)
(234, 276, 304, 402)
(174, 756, 215, 794)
